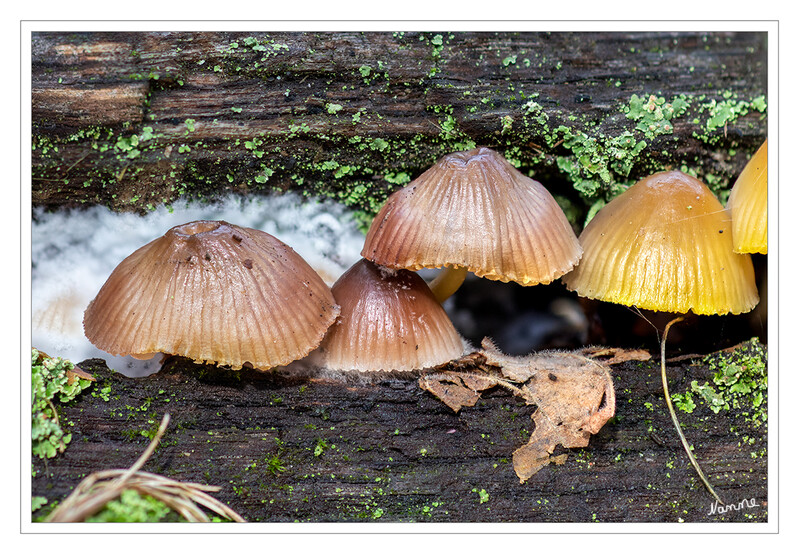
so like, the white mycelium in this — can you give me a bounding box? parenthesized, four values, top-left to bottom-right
(31, 194, 365, 377)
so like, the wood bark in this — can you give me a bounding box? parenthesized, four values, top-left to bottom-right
(31, 31, 767, 218)
(32, 346, 767, 523)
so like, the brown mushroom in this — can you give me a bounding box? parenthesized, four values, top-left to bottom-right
(362, 147, 582, 302)
(83, 220, 340, 370)
(727, 139, 767, 254)
(318, 258, 467, 371)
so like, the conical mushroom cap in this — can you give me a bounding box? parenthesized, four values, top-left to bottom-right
(562, 171, 759, 316)
(728, 139, 767, 254)
(319, 259, 466, 371)
(362, 147, 582, 285)
(84, 220, 340, 370)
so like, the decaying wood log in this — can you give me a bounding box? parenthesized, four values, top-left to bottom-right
(32, 31, 767, 222)
(30, 30, 769, 524)
(31, 342, 767, 523)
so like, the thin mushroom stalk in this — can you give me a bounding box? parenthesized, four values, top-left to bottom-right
(428, 266, 468, 303)
(660, 317, 724, 505)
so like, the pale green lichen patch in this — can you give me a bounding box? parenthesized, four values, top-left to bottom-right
(623, 94, 690, 139)
(691, 93, 768, 144)
(31, 349, 93, 460)
(672, 338, 767, 427)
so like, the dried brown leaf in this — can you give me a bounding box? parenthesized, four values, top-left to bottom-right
(419, 372, 485, 413)
(577, 346, 652, 365)
(419, 340, 616, 484)
(482, 339, 616, 483)
(68, 365, 97, 384)
(551, 453, 569, 465)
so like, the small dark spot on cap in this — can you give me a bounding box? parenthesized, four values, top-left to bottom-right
(548, 373, 558, 381)
(232, 234, 243, 243)
(719, 229, 724, 233)
(205, 253, 212, 261)
(243, 259, 253, 269)
(185, 255, 193, 263)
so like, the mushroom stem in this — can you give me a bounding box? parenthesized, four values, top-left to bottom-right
(428, 266, 468, 303)
(660, 316, 724, 505)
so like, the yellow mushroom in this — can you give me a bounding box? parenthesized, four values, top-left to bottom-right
(728, 139, 767, 254)
(562, 170, 760, 504)
(562, 170, 758, 315)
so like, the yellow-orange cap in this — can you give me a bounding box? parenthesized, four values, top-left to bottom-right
(728, 139, 767, 254)
(562, 171, 758, 315)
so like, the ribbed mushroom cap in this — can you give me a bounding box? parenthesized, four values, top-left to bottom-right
(728, 139, 768, 254)
(83, 220, 340, 370)
(562, 171, 759, 316)
(361, 147, 582, 285)
(319, 258, 466, 371)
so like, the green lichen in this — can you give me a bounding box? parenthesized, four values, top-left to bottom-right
(32, 496, 48, 513)
(472, 488, 490, 504)
(31, 349, 93, 460)
(623, 94, 690, 139)
(671, 338, 767, 426)
(553, 126, 646, 198)
(326, 103, 344, 115)
(691, 93, 767, 144)
(86, 489, 174, 522)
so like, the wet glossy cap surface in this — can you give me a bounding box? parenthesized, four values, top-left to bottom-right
(84, 220, 340, 369)
(319, 259, 466, 371)
(362, 147, 582, 285)
(562, 171, 758, 315)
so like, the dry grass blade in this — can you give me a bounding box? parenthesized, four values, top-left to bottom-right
(44, 414, 246, 523)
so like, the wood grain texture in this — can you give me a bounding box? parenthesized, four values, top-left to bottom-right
(32, 347, 767, 523)
(31, 31, 767, 218)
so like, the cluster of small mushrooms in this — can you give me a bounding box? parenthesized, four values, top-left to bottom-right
(84, 143, 767, 374)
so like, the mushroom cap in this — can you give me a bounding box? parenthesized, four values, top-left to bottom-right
(318, 258, 466, 371)
(361, 147, 582, 286)
(83, 220, 340, 370)
(728, 139, 767, 254)
(561, 170, 759, 316)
